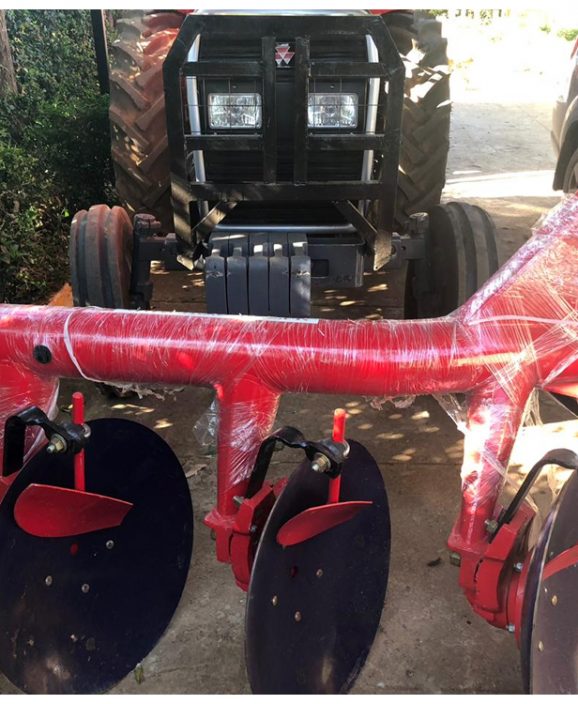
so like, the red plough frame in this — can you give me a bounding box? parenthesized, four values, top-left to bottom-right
(2, 196, 578, 638)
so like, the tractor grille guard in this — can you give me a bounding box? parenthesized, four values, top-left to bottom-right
(163, 14, 404, 262)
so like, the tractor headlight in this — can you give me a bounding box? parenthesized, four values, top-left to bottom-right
(208, 93, 262, 129)
(307, 93, 359, 129)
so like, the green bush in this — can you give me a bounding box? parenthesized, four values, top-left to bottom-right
(0, 10, 114, 304)
(557, 27, 578, 42)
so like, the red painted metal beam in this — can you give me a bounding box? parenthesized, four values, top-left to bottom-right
(0, 195, 578, 632)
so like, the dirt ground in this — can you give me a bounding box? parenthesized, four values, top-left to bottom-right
(2, 14, 576, 696)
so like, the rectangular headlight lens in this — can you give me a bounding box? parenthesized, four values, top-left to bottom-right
(208, 93, 262, 129)
(308, 93, 359, 129)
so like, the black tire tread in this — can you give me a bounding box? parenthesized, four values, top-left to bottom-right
(109, 12, 183, 232)
(70, 205, 133, 309)
(383, 11, 451, 229)
(405, 201, 499, 318)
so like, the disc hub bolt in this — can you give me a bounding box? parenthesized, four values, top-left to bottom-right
(294, 611, 302, 622)
(484, 518, 499, 535)
(311, 453, 331, 473)
(106, 540, 115, 550)
(81, 583, 90, 594)
(271, 595, 278, 606)
(45, 575, 53, 587)
(448, 551, 461, 567)
(513, 561, 524, 573)
(46, 434, 67, 454)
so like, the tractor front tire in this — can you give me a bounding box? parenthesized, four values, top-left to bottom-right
(70, 204, 133, 309)
(404, 202, 499, 318)
(383, 11, 451, 229)
(109, 11, 184, 233)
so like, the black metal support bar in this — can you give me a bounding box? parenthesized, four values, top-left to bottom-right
(246, 426, 350, 499)
(333, 200, 392, 270)
(310, 61, 388, 78)
(164, 36, 190, 243)
(3, 406, 89, 477)
(186, 135, 263, 151)
(171, 14, 396, 38)
(90, 10, 109, 95)
(333, 200, 377, 244)
(494, 449, 578, 538)
(188, 181, 386, 201)
(182, 61, 262, 77)
(262, 35, 277, 183)
(309, 135, 387, 151)
(368, 19, 404, 234)
(192, 201, 238, 241)
(293, 36, 310, 185)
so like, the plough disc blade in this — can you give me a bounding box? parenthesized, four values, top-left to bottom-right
(521, 471, 578, 693)
(245, 440, 390, 694)
(0, 418, 193, 694)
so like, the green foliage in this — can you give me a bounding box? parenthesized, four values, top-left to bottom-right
(0, 10, 114, 303)
(557, 27, 578, 42)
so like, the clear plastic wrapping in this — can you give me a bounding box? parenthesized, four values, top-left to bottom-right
(1, 196, 578, 518)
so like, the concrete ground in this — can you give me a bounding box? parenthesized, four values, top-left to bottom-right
(2, 15, 576, 696)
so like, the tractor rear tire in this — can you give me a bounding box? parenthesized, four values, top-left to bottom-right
(383, 11, 451, 229)
(404, 202, 499, 318)
(109, 11, 184, 233)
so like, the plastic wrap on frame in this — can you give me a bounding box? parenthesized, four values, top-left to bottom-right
(2, 196, 578, 516)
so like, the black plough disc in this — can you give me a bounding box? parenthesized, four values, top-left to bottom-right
(245, 440, 390, 694)
(0, 418, 193, 694)
(521, 471, 578, 693)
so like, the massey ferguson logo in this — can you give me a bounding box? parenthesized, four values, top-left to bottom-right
(275, 42, 295, 67)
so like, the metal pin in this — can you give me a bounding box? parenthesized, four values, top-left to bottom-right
(449, 551, 461, 567)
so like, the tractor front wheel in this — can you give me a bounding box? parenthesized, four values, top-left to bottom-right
(404, 202, 499, 318)
(70, 204, 133, 309)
